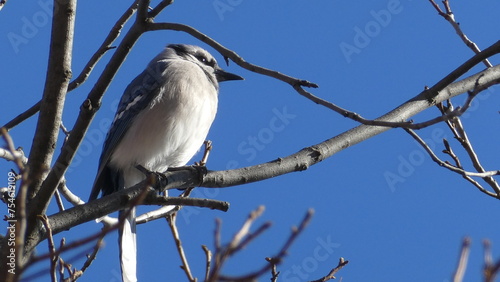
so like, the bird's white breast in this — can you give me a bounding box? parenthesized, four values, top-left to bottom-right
(109, 59, 218, 181)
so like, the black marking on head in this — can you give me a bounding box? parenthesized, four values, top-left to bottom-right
(170, 44, 186, 57)
(194, 52, 216, 68)
(169, 44, 216, 68)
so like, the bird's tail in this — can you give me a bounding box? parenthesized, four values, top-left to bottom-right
(119, 207, 137, 282)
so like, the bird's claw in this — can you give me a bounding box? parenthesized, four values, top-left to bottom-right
(135, 165, 168, 190)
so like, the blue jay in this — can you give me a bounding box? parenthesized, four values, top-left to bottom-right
(89, 44, 243, 282)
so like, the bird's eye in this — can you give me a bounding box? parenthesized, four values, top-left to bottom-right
(196, 55, 215, 67)
(196, 55, 207, 64)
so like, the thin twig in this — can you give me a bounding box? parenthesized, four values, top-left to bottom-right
(148, 0, 174, 18)
(265, 257, 280, 282)
(405, 129, 499, 198)
(136, 186, 194, 224)
(428, 0, 492, 68)
(38, 215, 58, 282)
(1, 128, 25, 170)
(58, 256, 65, 281)
(452, 237, 471, 282)
(199, 140, 213, 166)
(309, 257, 349, 282)
(69, 0, 140, 91)
(202, 245, 212, 282)
(435, 78, 500, 194)
(53, 189, 65, 212)
(210, 206, 272, 278)
(216, 209, 315, 281)
(79, 234, 105, 276)
(60, 122, 70, 141)
(167, 213, 196, 282)
(483, 240, 500, 282)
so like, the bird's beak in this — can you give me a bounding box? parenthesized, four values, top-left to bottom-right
(215, 68, 244, 82)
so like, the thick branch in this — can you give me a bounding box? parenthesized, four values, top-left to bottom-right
(26, 0, 76, 199)
(3, 1, 77, 281)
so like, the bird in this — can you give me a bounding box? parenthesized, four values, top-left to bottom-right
(88, 44, 243, 282)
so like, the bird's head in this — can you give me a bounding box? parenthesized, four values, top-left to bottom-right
(167, 44, 244, 87)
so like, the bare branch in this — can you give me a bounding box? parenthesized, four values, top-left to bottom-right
(198, 140, 213, 166)
(202, 245, 212, 282)
(309, 257, 349, 282)
(483, 240, 500, 282)
(405, 129, 499, 198)
(79, 234, 104, 274)
(166, 213, 196, 282)
(137, 0, 150, 22)
(265, 257, 280, 282)
(136, 187, 194, 224)
(216, 209, 314, 281)
(57, 179, 117, 226)
(2, 102, 41, 132)
(0, 147, 27, 164)
(53, 189, 65, 212)
(69, 0, 139, 92)
(0, 128, 25, 171)
(26, 0, 76, 199)
(148, 0, 174, 18)
(38, 215, 58, 282)
(428, 0, 492, 68)
(452, 237, 471, 282)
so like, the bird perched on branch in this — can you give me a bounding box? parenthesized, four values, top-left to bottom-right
(89, 44, 243, 282)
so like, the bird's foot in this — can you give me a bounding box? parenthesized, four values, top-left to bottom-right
(135, 165, 168, 191)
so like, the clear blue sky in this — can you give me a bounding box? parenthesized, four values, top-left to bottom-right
(2, 1, 500, 281)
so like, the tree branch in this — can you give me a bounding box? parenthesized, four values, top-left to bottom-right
(309, 257, 349, 282)
(405, 129, 500, 197)
(428, 0, 492, 68)
(25, 0, 76, 199)
(166, 213, 196, 282)
(452, 237, 471, 282)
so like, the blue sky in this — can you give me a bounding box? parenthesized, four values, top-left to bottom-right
(2, 1, 500, 281)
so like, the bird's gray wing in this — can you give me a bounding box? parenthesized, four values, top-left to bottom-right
(89, 60, 169, 201)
